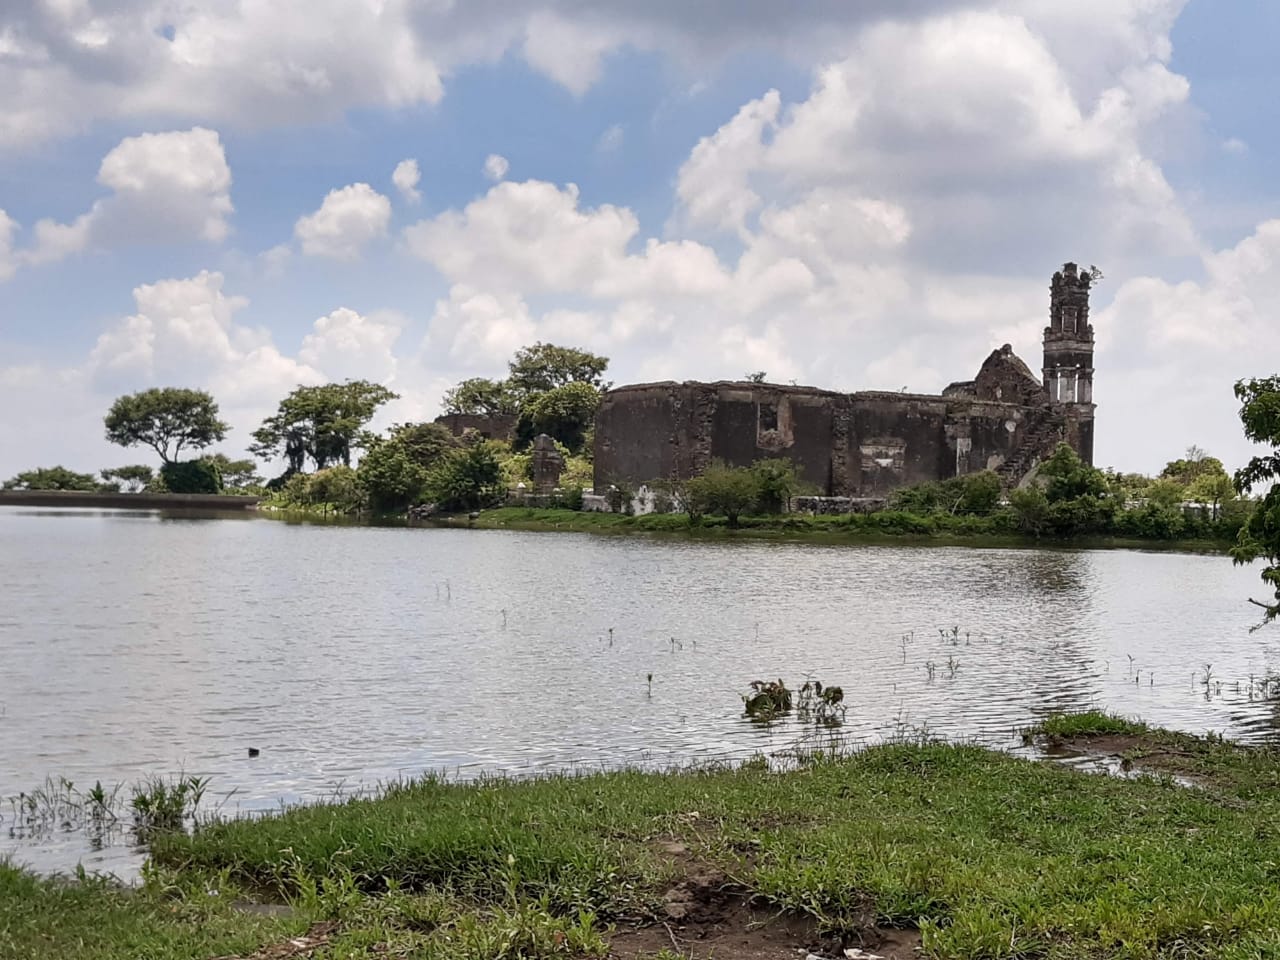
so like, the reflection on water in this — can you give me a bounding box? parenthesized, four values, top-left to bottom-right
(0, 506, 1273, 877)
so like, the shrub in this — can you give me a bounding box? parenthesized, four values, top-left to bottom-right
(159, 459, 222, 494)
(685, 462, 760, 527)
(425, 440, 505, 512)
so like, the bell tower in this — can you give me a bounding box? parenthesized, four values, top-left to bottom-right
(1042, 262, 1096, 463)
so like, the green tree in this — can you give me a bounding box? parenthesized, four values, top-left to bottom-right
(1231, 376, 1280, 627)
(1160, 446, 1226, 486)
(521, 381, 602, 453)
(424, 439, 505, 512)
(1188, 472, 1236, 520)
(159, 459, 222, 494)
(100, 464, 154, 493)
(685, 462, 761, 527)
(4, 466, 98, 491)
(201, 454, 262, 491)
(750, 458, 803, 514)
(104, 388, 228, 464)
(1039, 443, 1109, 502)
(1144, 477, 1187, 509)
(506, 342, 610, 400)
(306, 466, 363, 513)
(251, 380, 398, 472)
(441, 377, 515, 416)
(357, 422, 459, 514)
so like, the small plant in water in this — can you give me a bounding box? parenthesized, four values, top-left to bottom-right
(797, 679, 846, 726)
(742, 679, 793, 721)
(131, 775, 209, 838)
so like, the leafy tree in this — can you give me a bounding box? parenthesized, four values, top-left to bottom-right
(104, 388, 228, 464)
(441, 378, 516, 416)
(1188, 472, 1236, 520)
(201, 454, 262, 491)
(1144, 477, 1188, 509)
(750, 458, 803, 514)
(888, 471, 1002, 517)
(356, 422, 459, 514)
(1039, 443, 1109, 502)
(685, 461, 760, 527)
(1161, 448, 1228, 486)
(520, 381, 602, 453)
(100, 464, 154, 493)
(1231, 376, 1280, 627)
(160, 459, 222, 494)
(251, 380, 398, 471)
(306, 466, 363, 512)
(4, 466, 99, 491)
(1008, 486, 1050, 535)
(506, 342, 609, 400)
(424, 439, 505, 512)
(745, 371, 767, 383)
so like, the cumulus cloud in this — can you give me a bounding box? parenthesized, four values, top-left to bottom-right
(483, 154, 510, 182)
(392, 159, 421, 203)
(0, 209, 17, 280)
(299, 307, 404, 383)
(294, 183, 391, 260)
(13, 128, 233, 271)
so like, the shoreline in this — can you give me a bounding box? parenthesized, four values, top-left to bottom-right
(8, 711, 1280, 958)
(426, 506, 1235, 554)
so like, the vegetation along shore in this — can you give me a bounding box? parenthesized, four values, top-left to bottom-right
(8, 711, 1280, 959)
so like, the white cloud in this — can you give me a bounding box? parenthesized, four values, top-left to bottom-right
(294, 183, 391, 260)
(483, 154, 510, 182)
(0, 209, 17, 280)
(13, 128, 233, 272)
(1222, 137, 1248, 155)
(299, 307, 404, 384)
(392, 159, 421, 204)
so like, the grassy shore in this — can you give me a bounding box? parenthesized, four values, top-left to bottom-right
(7, 712, 1280, 959)
(431, 506, 1233, 553)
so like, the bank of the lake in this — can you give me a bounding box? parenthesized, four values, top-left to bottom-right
(8, 713, 1280, 960)
(431, 505, 1235, 553)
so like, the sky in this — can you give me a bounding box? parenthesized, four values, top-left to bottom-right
(1, 0, 1278, 481)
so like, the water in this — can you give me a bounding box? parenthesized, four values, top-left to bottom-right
(1, 506, 1275, 877)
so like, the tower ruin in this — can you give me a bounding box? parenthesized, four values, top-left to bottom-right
(1042, 262, 1097, 464)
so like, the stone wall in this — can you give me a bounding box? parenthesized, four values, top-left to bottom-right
(594, 381, 1043, 496)
(433, 412, 518, 440)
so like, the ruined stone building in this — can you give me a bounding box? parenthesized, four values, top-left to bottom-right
(593, 262, 1097, 497)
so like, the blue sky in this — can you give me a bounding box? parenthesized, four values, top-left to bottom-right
(1, 0, 1277, 479)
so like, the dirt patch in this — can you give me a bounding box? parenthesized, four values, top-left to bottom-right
(609, 840, 921, 960)
(207, 921, 339, 960)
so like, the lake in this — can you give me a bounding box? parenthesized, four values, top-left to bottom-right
(1, 506, 1275, 877)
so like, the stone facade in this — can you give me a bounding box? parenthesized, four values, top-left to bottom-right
(434, 412, 518, 440)
(593, 263, 1097, 496)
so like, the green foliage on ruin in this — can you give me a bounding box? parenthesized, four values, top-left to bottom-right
(888, 470, 1002, 517)
(423, 438, 505, 512)
(1230, 375, 1280, 627)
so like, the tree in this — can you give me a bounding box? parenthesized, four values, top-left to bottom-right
(202, 454, 262, 491)
(1231, 376, 1280, 627)
(521, 381, 602, 453)
(251, 380, 398, 472)
(1039, 443, 1109, 502)
(160, 459, 222, 494)
(104, 388, 228, 464)
(750, 458, 803, 514)
(100, 465, 154, 493)
(424, 439, 504, 512)
(745, 371, 767, 383)
(441, 378, 515, 416)
(4, 466, 98, 491)
(1161, 448, 1228, 486)
(506, 342, 609, 400)
(685, 462, 761, 527)
(1188, 472, 1236, 520)
(357, 423, 458, 513)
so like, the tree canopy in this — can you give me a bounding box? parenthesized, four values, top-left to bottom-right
(250, 380, 398, 472)
(506, 342, 610, 399)
(104, 388, 228, 464)
(441, 378, 516, 416)
(100, 465, 154, 493)
(4, 466, 98, 491)
(1231, 376, 1280, 627)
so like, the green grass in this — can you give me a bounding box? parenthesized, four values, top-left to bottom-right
(1026, 710, 1152, 739)
(434, 506, 1234, 552)
(14, 722, 1280, 958)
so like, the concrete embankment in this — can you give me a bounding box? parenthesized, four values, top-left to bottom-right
(0, 490, 261, 510)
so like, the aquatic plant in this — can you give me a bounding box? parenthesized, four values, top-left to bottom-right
(797, 680, 846, 726)
(742, 679, 793, 721)
(131, 775, 209, 838)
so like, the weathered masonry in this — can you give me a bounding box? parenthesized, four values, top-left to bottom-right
(593, 262, 1097, 497)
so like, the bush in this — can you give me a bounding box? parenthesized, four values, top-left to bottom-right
(750, 458, 803, 514)
(888, 471, 1002, 516)
(425, 440, 505, 512)
(159, 459, 222, 494)
(685, 462, 760, 527)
